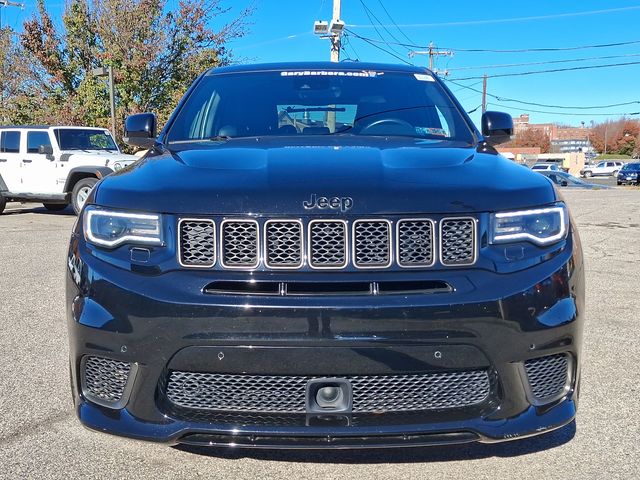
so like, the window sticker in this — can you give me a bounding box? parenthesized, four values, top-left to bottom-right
(414, 73, 435, 82)
(416, 127, 448, 137)
(280, 70, 383, 77)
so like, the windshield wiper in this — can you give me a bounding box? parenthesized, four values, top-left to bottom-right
(208, 135, 232, 141)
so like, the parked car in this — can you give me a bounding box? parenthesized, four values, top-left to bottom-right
(537, 170, 609, 189)
(67, 62, 584, 449)
(531, 163, 560, 171)
(0, 126, 137, 214)
(579, 160, 624, 178)
(616, 162, 640, 185)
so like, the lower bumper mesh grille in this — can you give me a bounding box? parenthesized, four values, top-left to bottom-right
(82, 356, 131, 406)
(165, 370, 491, 414)
(524, 354, 570, 402)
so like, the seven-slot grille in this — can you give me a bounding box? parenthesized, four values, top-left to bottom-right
(178, 217, 476, 269)
(165, 370, 491, 413)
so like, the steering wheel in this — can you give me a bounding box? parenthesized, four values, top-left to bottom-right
(359, 118, 414, 135)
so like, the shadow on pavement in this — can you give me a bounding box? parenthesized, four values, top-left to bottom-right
(2, 204, 75, 216)
(175, 420, 576, 463)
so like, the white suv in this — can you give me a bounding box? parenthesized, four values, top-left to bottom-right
(580, 161, 624, 178)
(0, 126, 137, 214)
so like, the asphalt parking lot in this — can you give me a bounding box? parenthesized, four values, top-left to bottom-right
(0, 188, 638, 479)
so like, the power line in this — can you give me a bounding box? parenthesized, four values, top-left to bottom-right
(344, 28, 414, 65)
(332, 34, 640, 54)
(347, 6, 640, 29)
(486, 102, 640, 117)
(448, 60, 640, 81)
(445, 79, 640, 110)
(357, 0, 408, 58)
(375, 0, 416, 45)
(446, 53, 640, 71)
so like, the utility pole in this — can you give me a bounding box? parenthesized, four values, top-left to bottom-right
(92, 66, 117, 139)
(604, 123, 608, 155)
(408, 42, 453, 73)
(330, 0, 341, 63)
(313, 0, 344, 131)
(481, 74, 488, 114)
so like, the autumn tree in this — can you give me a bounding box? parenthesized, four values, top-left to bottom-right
(9, 0, 250, 138)
(589, 118, 640, 155)
(505, 128, 551, 153)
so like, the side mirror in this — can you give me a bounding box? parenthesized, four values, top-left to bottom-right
(38, 145, 54, 155)
(481, 111, 513, 145)
(123, 113, 157, 148)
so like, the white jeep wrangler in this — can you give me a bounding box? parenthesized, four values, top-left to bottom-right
(0, 126, 137, 215)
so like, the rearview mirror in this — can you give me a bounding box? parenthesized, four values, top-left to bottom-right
(124, 113, 157, 148)
(481, 111, 513, 145)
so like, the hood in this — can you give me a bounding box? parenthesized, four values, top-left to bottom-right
(95, 137, 557, 215)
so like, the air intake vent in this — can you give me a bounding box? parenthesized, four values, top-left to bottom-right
(524, 354, 570, 404)
(353, 220, 392, 268)
(308, 220, 348, 269)
(178, 219, 216, 267)
(82, 356, 132, 408)
(221, 220, 259, 268)
(440, 218, 476, 266)
(265, 220, 303, 268)
(165, 370, 491, 413)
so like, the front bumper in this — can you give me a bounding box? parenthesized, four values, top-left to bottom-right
(66, 231, 584, 448)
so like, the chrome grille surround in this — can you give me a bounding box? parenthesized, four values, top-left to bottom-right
(352, 219, 392, 268)
(165, 370, 491, 414)
(178, 215, 478, 270)
(524, 354, 571, 404)
(308, 220, 348, 269)
(396, 218, 435, 268)
(81, 356, 135, 409)
(439, 217, 477, 266)
(264, 220, 304, 269)
(220, 219, 260, 269)
(177, 218, 216, 268)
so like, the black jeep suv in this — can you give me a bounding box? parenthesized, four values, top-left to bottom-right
(66, 62, 584, 448)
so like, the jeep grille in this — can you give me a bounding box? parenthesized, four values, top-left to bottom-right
(178, 216, 476, 270)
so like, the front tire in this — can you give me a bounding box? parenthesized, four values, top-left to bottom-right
(43, 203, 68, 212)
(583, 171, 593, 178)
(0, 194, 6, 214)
(72, 177, 98, 215)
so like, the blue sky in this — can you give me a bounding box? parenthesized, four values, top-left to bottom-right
(4, 1, 640, 127)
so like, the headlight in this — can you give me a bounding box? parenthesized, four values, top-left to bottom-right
(84, 207, 163, 248)
(490, 204, 568, 246)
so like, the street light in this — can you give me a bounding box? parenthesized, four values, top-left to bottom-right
(91, 65, 116, 139)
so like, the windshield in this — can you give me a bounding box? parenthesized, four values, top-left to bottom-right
(54, 129, 118, 151)
(166, 69, 475, 144)
(621, 163, 640, 171)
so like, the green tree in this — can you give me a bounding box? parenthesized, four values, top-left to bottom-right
(13, 0, 250, 138)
